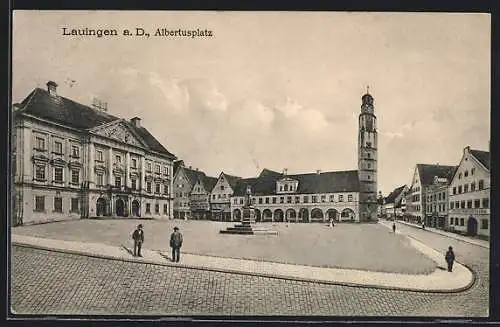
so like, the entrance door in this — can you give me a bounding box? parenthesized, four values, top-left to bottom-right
(132, 200, 140, 217)
(96, 198, 106, 216)
(467, 216, 478, 236)
(116, 199, 125, 217)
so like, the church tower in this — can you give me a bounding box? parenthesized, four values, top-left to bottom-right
(358, 88, 378, 222)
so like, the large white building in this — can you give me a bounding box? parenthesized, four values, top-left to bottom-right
(448, 146, 490, 237)
(12, 81, 177, 225)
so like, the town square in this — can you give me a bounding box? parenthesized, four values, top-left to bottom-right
(10, 11, 490, 318)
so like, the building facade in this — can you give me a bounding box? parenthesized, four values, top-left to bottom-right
(13, 81, 176, 226)
(448, 146, 490, 237)
(404, 164, 456, 224)
(383, 185, 408, 220)
(424, 177, 450, 229)
(230, 169, 359, 223)
(210, 172, 241, 221)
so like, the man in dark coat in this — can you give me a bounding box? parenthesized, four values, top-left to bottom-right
(392, 223, 396, 233)
(132, 224, 144, 257)
(445, 246, 455, 272)
(170, 226, 183, 262)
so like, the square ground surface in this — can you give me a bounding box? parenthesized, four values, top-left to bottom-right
(12, 219, 436, 274)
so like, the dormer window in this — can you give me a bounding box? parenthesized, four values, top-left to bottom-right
(71, 145, 80, 158)
(284, 184, 288, 191)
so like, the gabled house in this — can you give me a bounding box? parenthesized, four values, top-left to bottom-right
(210, 172, 241, 221)
(448, 146, 490, 237)
(384, 185, 408, 220)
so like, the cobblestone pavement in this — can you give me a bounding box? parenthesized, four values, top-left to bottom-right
(11, 223, 489, 317)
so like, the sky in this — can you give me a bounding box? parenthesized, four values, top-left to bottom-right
(12, 11, 490, 195)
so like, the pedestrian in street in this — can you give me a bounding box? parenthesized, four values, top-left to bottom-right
(170, 226, 183, 263)
(132, 224, 144, 257)
(392, 222, 396, 233)
(445, 246, 455, 272)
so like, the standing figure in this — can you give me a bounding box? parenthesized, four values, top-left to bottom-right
(170, 226, 183, 263)
(445, 246, 455, 272)
(132, 224, 144, 257)
(329, 219, 334, 228)
(392, 223, 396, 233)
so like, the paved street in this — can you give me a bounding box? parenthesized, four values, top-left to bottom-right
(11, 222, 489, 316)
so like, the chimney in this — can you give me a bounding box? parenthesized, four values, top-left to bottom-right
(283, 168, 288, 175)
(189, 166, 192, 169)
(196, 168, 199, 171)
(316, 169, 321, 175)
(47, 81, 58, 96)
(464, 145, 470, 154)
(130, 117, 141, 128)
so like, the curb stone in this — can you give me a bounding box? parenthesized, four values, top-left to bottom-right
(12, 241, 475, 294)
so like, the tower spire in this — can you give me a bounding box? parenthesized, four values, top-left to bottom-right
(366, 85, 370, 94)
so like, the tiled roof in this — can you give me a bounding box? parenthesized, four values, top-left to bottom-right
(183, 168, 206, 187)
(203, 176, 219, 192)
(233, 169, 359, 196)
(16, 87, 175, 158)
(416, 164, 456, 186)
(173, 160, 185, 176)
(222, 173, 242, 189)
(385, 185, 406, 204)
(470, 149, 490, 170)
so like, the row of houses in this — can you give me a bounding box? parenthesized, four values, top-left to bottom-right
(380, 146, 490, 237)
(173, 163, 362, 223)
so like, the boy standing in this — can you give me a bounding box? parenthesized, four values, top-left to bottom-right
(170, 227, 183, 262)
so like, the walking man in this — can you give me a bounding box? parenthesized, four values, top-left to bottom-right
(170, 226, 183, 262)
(132, 224, 144, 257)
(445, 246, 455, 272)
(392, 222, 396, 233)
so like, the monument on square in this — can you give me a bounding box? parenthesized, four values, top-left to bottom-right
(220, 186, 277, 235)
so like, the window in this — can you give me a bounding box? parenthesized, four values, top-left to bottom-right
(164, 184, 169, 194)
(471, 168, 475, 176)
(220, 185, 225, 191)
(460, 218, 464, 226)
(276, 197, 281, 204)
(464, 184, 469, 193)
(339, 195, 344, 202)
(287, 196, 292, 203)
(464, 170, 468, 177)
(284, 184, 289, 191)
(452, 187, 456, 195)
(218, 194, 221, 199)
(146, 203, 151, 213)
(460, 201, 465, 209)
(312, 196, 317, 203)
(348, 194, 353, 202)
(321, 195, 326, 202)
(295, 196, 300, 203)
(115, 155, 121, 163)
(240, 199, 243, 204)
(279, 186, 283, 192)
(367, 153, 371, 158)
(115, 176, 122, 188)
(71, 145, 80, 158)
(131, 159, 137, 168)
(163, 204, 168, 214)
(96, 174, 104, 186)
(233, 198, 238, 204)
(455, 217, 459, 225)
(146, 162, 152, 172)
(482, 198, 489, 208)
(155, 165, 161, 174)
(280, 196, 284, 204)
(71, 169, 79, 184)
(131, 179, 137, 190)
(481, 219, 489, 229)
(54, 197, 62, 213)
(458, 186, 462, 194)
(164, 166, 169, 175)
(474, 199, 481, 208)
(71, 198, 79, 213)
(35, 137, 46, 150)
(467, 200, 472, 209)
(450, 217, 454, 225)
(259, 198, 263, 204)
(35, 165, 46, 180)
(450, 202, 454, 209)
(155, 204, 160, 213)
(471, 182, 476, 191)
(367, 175, 371, 180)
(478, 180, 484, 190)
(54, 141, 63, 154)
(35, 196, 45, 212)
(329, 195, 335, 202)
(54, 167, 63, 183)
(96, 150, 103, 161)
(155, 183, 161, 193)
(146, 181, 152, 193)
(265, 197, 269, 204)
(455, 201, 459, 208)
(458, 172, 462, 179)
